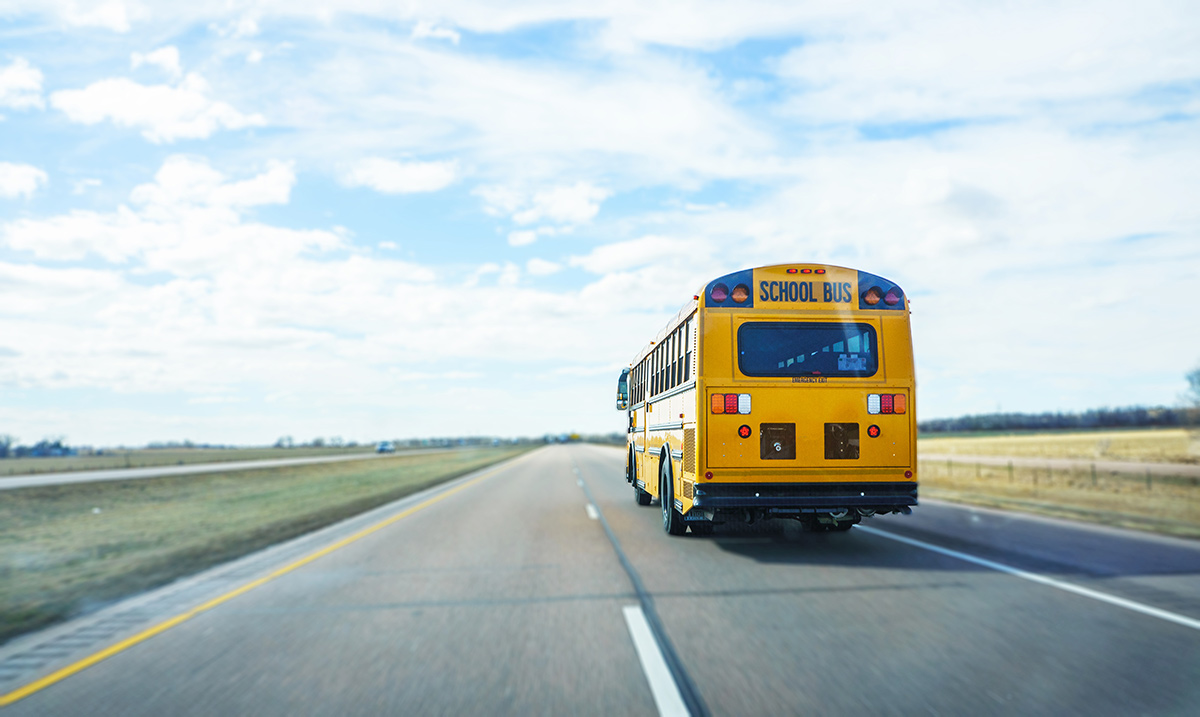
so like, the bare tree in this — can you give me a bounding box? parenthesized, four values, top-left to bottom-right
(1186, 365, 1200, 407)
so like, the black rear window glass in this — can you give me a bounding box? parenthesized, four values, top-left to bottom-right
(737, 322, 878, 377)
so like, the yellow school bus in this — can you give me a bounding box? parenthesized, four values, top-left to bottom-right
(614, 263, 916, 535)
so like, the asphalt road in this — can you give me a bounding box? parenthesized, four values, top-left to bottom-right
(3, 444, 1200, 715)
(0, 450, 447, 491)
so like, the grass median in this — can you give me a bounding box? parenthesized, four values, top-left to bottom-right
(0, 446, 532, 645)
(0, 445, 379, 477)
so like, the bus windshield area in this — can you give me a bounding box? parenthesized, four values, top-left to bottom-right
(737, 322, 878, 377)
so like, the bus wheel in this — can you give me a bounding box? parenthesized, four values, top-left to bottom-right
(660, 462, 686, 536)
(634, 486, 652, 505)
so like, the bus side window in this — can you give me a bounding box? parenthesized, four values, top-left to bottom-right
(684, 318, 692, 382)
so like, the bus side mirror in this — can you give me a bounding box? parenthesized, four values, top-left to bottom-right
(616, 368, 630, 411)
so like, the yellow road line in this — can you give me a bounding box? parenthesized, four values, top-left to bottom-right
(0, 458, 521, 707)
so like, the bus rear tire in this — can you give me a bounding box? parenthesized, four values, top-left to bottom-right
(661, 461, 686, 536)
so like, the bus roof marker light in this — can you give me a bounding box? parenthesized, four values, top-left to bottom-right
(815, 269, 826, 274)
(711, 283, 729, 302)
(786, 268, 798, 274)
(731, 284, 750, 303)
(800, 268, 812, 274)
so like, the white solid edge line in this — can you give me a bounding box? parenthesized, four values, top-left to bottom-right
(585, 504, 599, 520)
(857, 525, 1200, 632)
(622, 605, 690, 717)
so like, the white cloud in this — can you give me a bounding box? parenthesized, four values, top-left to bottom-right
(211, 16, 260, 39)
(130, 155, 295, 211)
(131, 46, 182, 79)
(412, 20, 460, 44)
(0, 58, 44, 111)
(507, 230, 537, 247)
(1, 156, 311, 269)
(61, 1, 131, 32)
(340, 157, 458, 194)
(774, 2, 1200, 124)
(481, 182, 611, 238)
(72, 178, 102, 194)
(525, 258, 561, 276)
(0, 162, 48, 199)
(570, 235, 704, 275)
(513, 182, 610, 225)
(50, 73, 266, 143)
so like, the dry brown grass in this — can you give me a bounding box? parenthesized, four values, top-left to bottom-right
(917, 457, 1200, 538)
(919, 428, 1200, 464)
(0, 446, 531, 645)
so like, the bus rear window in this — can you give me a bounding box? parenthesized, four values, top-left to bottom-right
(737, 322, 878, 378)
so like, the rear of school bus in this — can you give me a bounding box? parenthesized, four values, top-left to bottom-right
(682, 263, 917, 530)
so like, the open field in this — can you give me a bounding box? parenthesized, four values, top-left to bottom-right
(0, 446, 380, 477)
(917, 428, 1200, 537)
(0, 446, 531, 645)
(918, 427, 1200, 464)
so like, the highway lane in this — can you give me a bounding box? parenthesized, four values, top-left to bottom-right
(4, 444, 1200, 715)
(0, 449, 450, 491)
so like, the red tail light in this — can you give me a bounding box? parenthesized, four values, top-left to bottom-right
(868, 393, 907, 415)
(724, 394, 739, 413)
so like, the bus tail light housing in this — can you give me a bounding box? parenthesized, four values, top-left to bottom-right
(711, 393, 752, 414)
(867, 394, 906, 414)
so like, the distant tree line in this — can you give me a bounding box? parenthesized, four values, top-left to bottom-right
(919, 405, 1200, 434)
(0, 436, 78, 459)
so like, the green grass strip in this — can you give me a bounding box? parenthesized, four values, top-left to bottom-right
(0, 446, 531, 645)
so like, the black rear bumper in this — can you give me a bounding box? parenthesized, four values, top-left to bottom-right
(692, 481, 917, 510)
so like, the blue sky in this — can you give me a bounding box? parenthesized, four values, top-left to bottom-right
(1, 1, 1198, 447)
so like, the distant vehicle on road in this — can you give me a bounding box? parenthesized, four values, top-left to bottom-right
(375, 441, 395, 453)
(617, 263, 917, 535)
